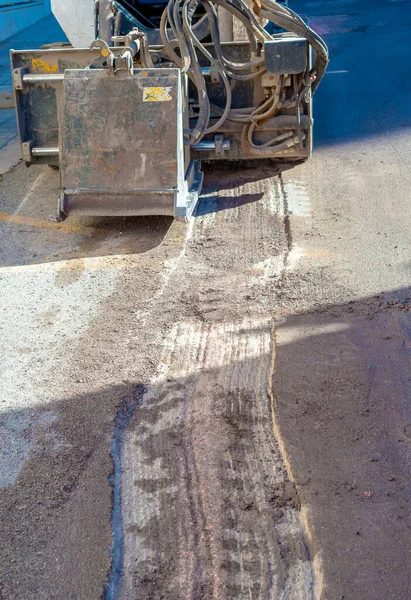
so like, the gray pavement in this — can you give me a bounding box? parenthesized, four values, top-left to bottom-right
(275, 1, 411, 598)
(0, 1, 410, 599)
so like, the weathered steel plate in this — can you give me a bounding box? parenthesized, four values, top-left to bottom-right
(10, 48, 119, 165)
(11, 42, 312, 168)
(60, 68, 186, 218)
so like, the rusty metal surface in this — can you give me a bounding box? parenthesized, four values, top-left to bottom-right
(61, 192, 176, 217)
(10, 48, 124, 165)
(192, 41, 312, 161)
(60, 68, 186, 218)
(11, 41, 312, 170)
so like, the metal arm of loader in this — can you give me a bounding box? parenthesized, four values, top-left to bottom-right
(11, 0, 328, 221)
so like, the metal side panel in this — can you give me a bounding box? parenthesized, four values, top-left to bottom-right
(59, 68, 187, 218)
(10, 48, 123, 166)
(10, 42, 312, 170)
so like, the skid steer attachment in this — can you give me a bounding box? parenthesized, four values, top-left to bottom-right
(10, 0, 328, 221)
(59, 66, 201, 220)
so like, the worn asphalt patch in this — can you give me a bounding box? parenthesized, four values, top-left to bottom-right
(0, 160, 313, 599)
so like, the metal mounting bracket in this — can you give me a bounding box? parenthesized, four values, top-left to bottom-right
(214, 134, 224, 156)
(12, 68, 26, 91)
(21, 140, 33, 164)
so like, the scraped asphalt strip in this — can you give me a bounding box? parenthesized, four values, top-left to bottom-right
(0, 157, 316, 598)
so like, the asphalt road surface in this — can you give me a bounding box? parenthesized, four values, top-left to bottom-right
(0, 1, 410, 599)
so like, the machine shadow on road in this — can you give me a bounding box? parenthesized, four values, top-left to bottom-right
(274, 285, 411, 599)
(0, 164, 174, 268)
(0, 158, 303, 268)
(197, 159, 304, 216)
(0, 286, 409, 599)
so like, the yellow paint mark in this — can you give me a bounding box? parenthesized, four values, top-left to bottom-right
(297, 249, 329, 258)
(0, 211, 107, 235)
(142, 87, 172, 102)
(101, 48, 110, 57)
(0, 254, 146, 275)
(31, 59, 58, 73)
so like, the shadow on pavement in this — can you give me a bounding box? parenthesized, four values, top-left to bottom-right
(196, 159, 305, 215)
(274, 285, 411, 599)
(0, 286, 410, 599)
(0, 157, 301, 267)
(0, 163, 174, 268)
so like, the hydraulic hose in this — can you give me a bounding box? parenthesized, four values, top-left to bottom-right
(158, 0, 328, 149)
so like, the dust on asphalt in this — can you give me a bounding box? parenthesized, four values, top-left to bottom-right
(1, 1, 411, 597)
(0, 160, 314, 599)
(109, 164, 313, 599)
